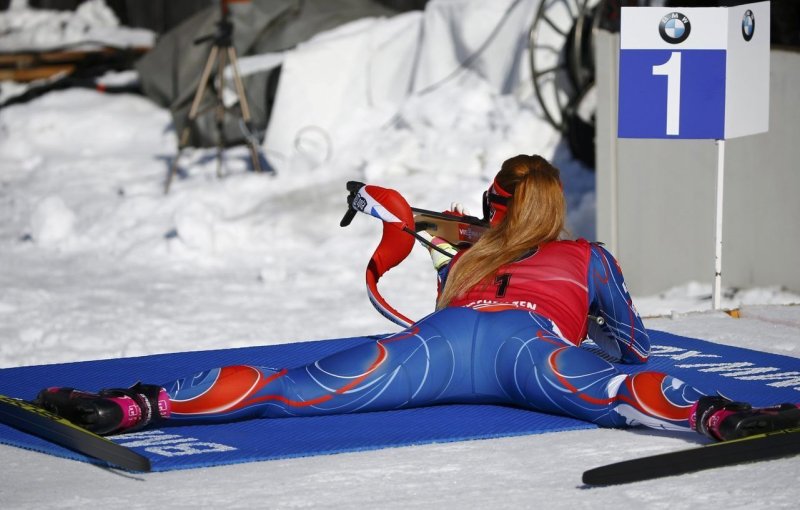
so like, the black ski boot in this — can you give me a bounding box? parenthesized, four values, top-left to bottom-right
(691, 395, 800, 441)
(34, 383, 171, 436)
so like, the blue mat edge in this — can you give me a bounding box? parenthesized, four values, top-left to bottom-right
(0, 417, 597, 472)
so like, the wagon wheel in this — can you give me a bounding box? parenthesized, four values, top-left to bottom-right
(529, 0, 600, 133)
(529, 0, 651, 134)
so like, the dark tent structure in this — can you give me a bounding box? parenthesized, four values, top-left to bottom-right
(135, 0, 399, 148)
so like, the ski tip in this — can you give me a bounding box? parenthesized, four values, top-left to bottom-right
(117, 455, 152, 473)
(581, 469, 616, 487)
(0, 394, 153, 473)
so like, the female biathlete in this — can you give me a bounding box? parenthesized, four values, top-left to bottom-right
(37, 155, 798, 442)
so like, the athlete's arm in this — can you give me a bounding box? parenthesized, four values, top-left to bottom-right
(417, 232, 459, 271)
(586, 244, 650, 364)
(435, 247, 469, 300)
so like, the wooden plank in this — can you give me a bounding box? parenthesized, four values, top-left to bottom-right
(0, 46, 150, 68)
(0, 65, 75, 82)
(0, 46, 150, 82)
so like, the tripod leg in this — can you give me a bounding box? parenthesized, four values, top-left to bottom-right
(165, 46, 220, 194)
(215, 48, 228, 179)
(165, 128, 192, 195)
(227, 46, 265, 174)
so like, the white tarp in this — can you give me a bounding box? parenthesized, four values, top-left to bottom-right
(264, 0, 546, 174)
(412, 0, 538, 94)
(264, 12, 422, 173)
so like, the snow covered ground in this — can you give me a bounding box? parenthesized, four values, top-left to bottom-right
(1, 1, 799, 508)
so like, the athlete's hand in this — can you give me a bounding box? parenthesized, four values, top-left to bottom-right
(417, 231, 459, 270)
(444, 202, 471, 217)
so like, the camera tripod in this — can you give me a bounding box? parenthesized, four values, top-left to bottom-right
(165, 3, 267, 194)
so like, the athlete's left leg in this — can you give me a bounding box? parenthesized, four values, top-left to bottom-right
(35, 308, 480, 433)
(163, 307, 491, 424)
(473, 311, 707, 431)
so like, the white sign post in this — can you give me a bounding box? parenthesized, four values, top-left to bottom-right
(617, 2, 770, 309)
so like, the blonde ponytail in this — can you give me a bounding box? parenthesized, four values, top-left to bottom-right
(437, 155, 566, 309)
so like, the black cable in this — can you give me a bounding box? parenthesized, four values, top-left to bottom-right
(414, 0, 524, 96)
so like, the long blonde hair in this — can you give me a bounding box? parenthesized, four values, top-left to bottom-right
(436, 155, 566, 309)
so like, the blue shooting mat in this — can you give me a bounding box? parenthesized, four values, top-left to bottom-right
(0, 330, 797, 472)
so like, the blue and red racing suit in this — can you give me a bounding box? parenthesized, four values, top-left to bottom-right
(164, 240, 706, 431)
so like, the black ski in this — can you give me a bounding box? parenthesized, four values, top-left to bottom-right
(583, 427, 800, 486)
(0, 393, 151, 472)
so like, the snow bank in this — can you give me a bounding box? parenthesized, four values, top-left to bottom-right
(263, 0, 575, 222)
(0, 0, 154, 52)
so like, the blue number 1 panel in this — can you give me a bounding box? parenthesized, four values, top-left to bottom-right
(618, 49, 726, 139)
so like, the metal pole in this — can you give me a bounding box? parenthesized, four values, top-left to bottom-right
(712, 138, 725, 310)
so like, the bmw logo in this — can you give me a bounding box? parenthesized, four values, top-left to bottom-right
(659, 12, 691, 44)
(742, 9, 755, 41)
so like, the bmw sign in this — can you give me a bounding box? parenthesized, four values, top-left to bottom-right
(619, 3, 769, 140)
(742, 9, 755, 41)
(659, 12, 691, 44)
